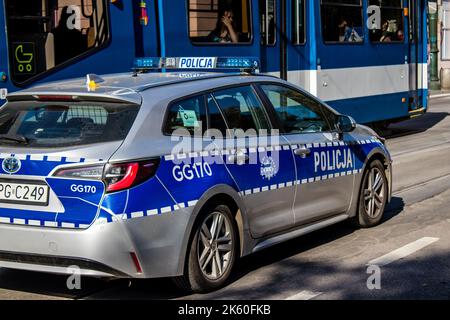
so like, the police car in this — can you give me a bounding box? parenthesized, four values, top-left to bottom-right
(0, 57, 392, 293)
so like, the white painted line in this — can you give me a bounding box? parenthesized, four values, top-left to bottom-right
(285, 290, 322, 300)
(368, 237, 439, 267)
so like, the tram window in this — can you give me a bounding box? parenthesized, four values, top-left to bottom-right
(5, 0, 110, 85)
(292, 0, 305, 45)
(188, 0, 252, 44)
(259, 0, 276, 46)
(368, 0, 404, 43)
(321, 0, 364, 43)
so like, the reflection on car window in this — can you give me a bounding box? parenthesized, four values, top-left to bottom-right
(0, 102, 138, 148)
(207, 95, 228, 135)
(261, 84, 332, 134)
(212, 86, 270, 134)
(188, 0, 252, 44)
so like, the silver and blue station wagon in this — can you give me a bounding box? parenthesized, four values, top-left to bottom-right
(0, 58, 392, 292)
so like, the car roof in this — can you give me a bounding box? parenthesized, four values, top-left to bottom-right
(7, 72, 280, 105)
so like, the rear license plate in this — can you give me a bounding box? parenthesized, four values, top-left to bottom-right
(0, 180, 49, 206)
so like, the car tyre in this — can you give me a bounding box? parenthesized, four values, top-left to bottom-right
(354, 160, 388, 228)
(173, 204, 238, 293)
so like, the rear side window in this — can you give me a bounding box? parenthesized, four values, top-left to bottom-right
(0, 102, 139, 148)
(165, 95, 207, 135)
(212, 86, 270, 134)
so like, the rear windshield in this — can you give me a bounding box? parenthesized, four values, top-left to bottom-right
(0, 101, 139, 148)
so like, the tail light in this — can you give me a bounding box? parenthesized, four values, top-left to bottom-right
(53, 159, 160, 193)
(33, 95, 80, 102)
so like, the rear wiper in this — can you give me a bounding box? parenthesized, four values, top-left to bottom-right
(0, 134, 29, 144)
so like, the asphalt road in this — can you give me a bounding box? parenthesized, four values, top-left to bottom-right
(1, 97, 450, 300)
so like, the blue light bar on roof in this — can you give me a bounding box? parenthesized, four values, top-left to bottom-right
(133, 57, 260, 72)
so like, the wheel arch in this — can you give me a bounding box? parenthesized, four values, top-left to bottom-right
(348, 147, 393, 218)
(364, 149, 392, 201)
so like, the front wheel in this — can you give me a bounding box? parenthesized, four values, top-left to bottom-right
(173, 204, 238, 293)
(354, 160, 388, 228)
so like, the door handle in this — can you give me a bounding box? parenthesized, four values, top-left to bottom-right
(294, 147, 311, 158)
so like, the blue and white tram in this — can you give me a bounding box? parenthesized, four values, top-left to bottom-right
(162, 0, 428, 125)
(0, 0, 428, 126)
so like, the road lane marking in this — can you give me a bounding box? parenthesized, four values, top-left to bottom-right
(285, 290, 322, 300)
(368, 237, 439, 267)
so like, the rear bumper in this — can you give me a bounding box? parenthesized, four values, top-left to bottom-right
(0, 210, 192, 278)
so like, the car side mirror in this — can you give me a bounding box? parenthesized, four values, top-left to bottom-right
(337, 115, 357, 133)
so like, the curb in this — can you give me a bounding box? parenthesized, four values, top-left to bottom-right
(429, 93, 450, 99)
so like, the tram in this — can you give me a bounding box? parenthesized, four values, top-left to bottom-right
(0, 0, 429, 125)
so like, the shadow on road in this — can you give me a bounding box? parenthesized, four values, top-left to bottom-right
(376, 111, 449, 139)
(0, 196, 407, 300)
(382, 196, 405, 223)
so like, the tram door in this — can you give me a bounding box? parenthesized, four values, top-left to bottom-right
(408, 0, 420, 110)
(259, 0, 282, 77)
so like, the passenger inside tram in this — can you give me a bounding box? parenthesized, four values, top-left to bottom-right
(53, 6, 86, 65)
(338, 17, 363, 42)
(189, 0, 251, 43)
(207, 8, 239, 43)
